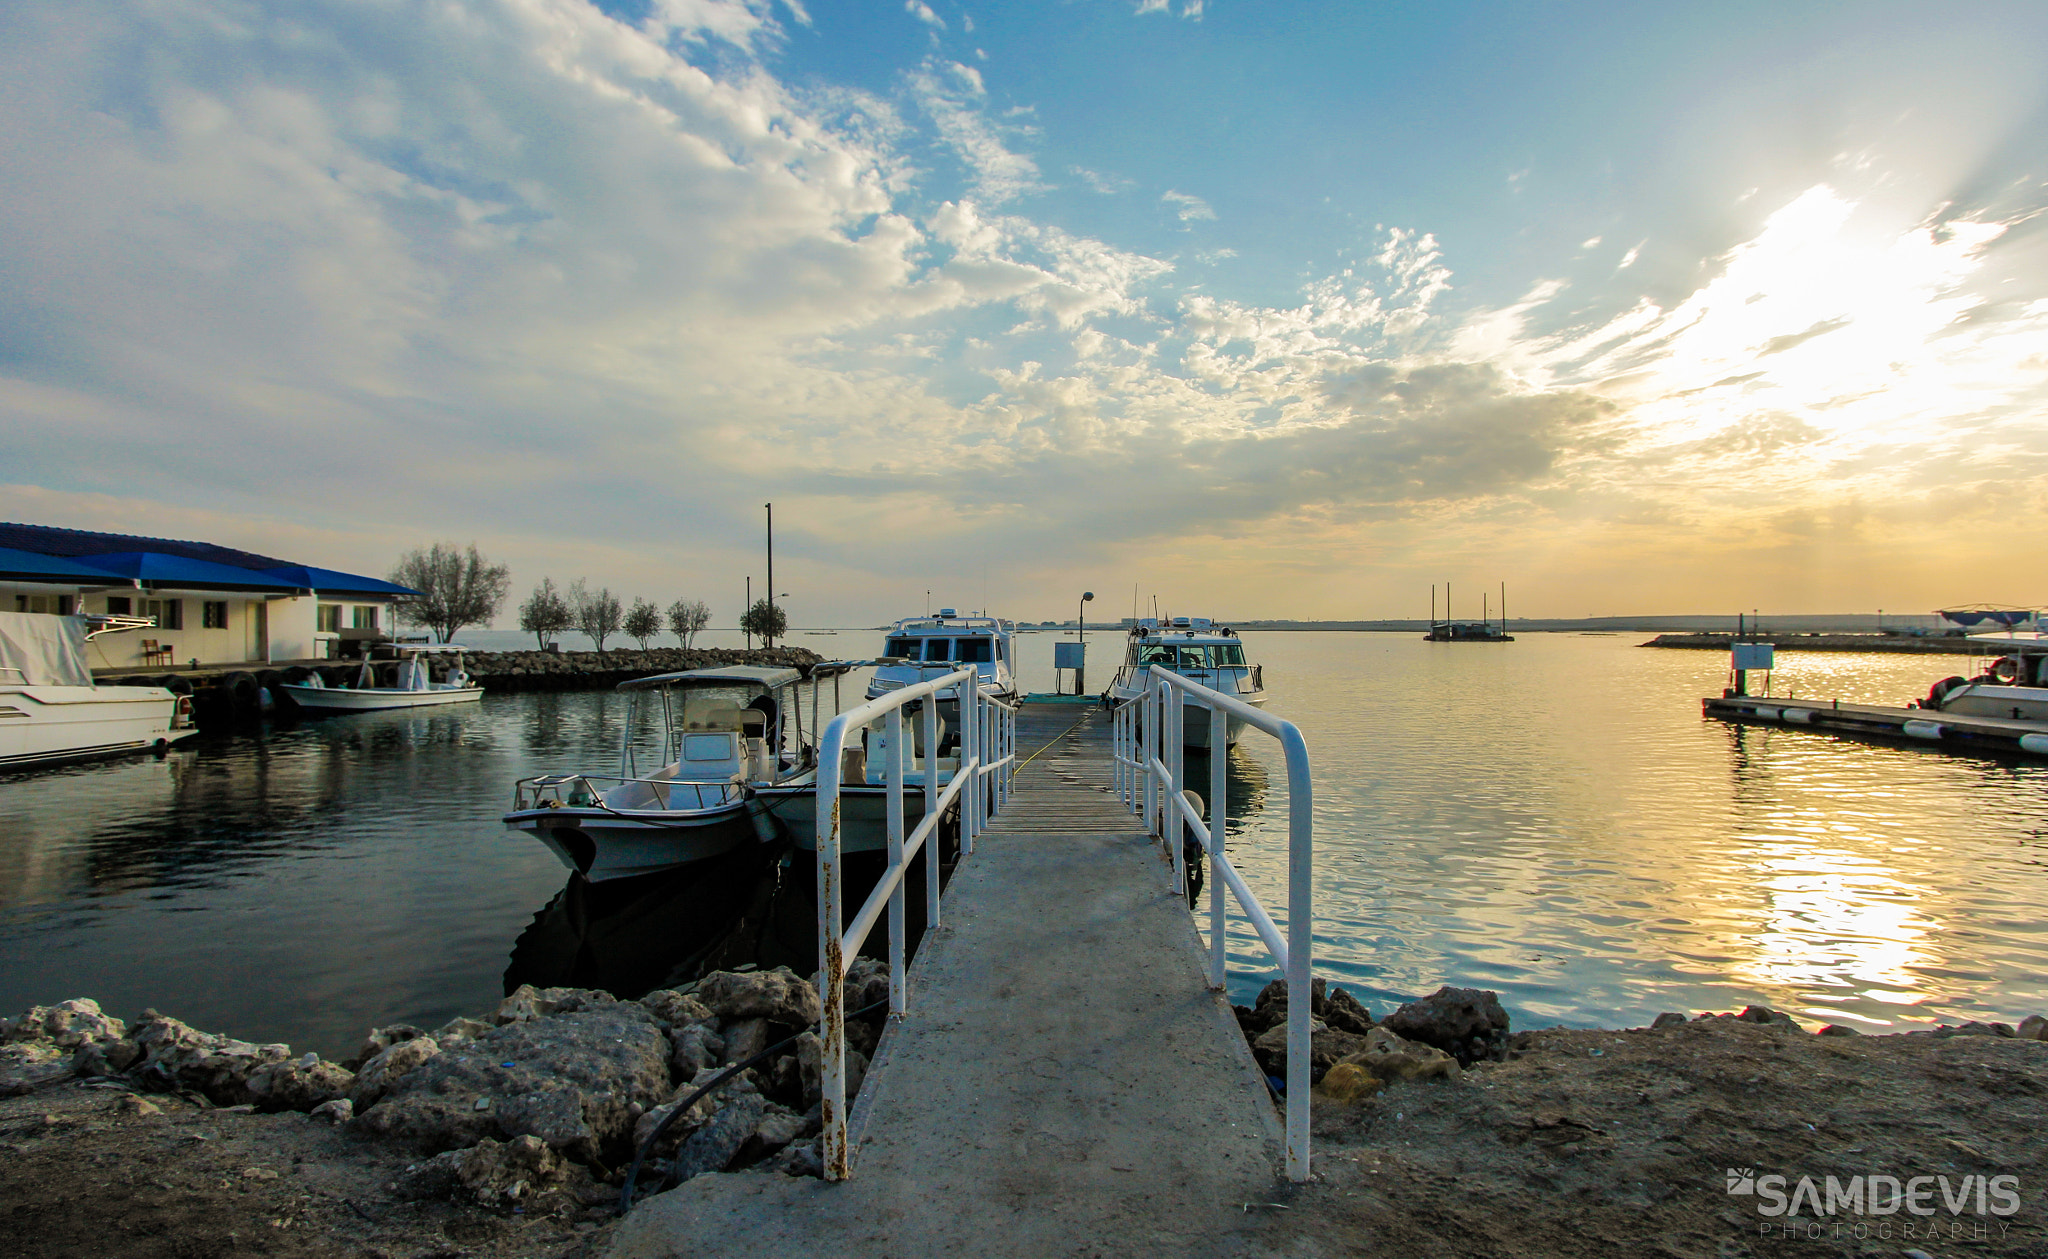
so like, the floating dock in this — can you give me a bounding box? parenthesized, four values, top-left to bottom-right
(606, 701, 1284, 1258)
(1703, 693, 2048, 758)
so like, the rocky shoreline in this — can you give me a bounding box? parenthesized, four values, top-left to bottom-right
(2, 964, 891, 1257)
(10, 981, 2048, 1257)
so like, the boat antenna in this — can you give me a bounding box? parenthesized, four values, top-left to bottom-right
(1501, 582, 1507, 632)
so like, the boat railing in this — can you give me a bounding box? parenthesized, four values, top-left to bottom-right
(812, 664, 1016, 1181)
(510, 771, 745, 813)
(1110, 668, 1314, 1182)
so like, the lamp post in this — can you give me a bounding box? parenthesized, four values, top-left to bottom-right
(1078, 591, 1095, 693)
(764, 503, 774, 649)
(745, 576, 752, 651)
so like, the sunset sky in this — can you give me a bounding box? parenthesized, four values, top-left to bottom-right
(4, 0, 2046, 624)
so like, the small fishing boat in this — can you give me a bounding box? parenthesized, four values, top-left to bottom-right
(504, 666, 811, 883)
(0, 612, 197, 767)
(276, 642, 481, 711)
(1104, 617, 1267, 747)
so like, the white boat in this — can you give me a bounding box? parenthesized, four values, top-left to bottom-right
(276, 642, 481, 712)
(1104, 617, 1267, 747)
(1919, 649, 2048, 722)
(504, 666, 811, 882)
(0, 612, 196, 768)
(866, 611, 1017, 715)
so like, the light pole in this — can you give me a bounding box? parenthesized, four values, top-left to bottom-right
(764, 503, 774, 649)
(745, 576, 752, 651)
(1078, 591, 1095, 693)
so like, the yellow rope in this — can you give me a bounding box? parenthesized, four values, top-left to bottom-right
(1011, 708, 1098, 775)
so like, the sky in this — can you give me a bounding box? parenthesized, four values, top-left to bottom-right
(3, 1, 2047, 625)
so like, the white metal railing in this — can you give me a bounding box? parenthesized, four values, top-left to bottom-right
(813, 665, 1016, 1181)
(1111, 669, 1314, 1181)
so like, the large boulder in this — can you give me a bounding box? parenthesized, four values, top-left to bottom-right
(1240, 978, 1374, 1037)
(493, 985, 621, 1026)
(349, 1036, 441, 1110)
(246, 1053, 355, 1112)
(7, 999, 127, 1048)
(697, 968, 821, 1028)
(640, 990, 717, 1030)
(1250, 1022, 1371, 1084)
(1382, 986, 1510, 1065)
(130, 1012, 292, 1105)
(0, 1041, 74, 1097)
(355, 1003, 671, 1161)
(670, 1093, 770, 1183)
(394, 1134, 592, 1208)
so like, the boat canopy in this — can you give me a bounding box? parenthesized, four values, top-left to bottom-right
(618, 665, 803, 692)
(0, 612, 94, 687)
(1938, 607, 2037, 628)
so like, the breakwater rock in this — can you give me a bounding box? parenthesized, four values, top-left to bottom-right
(2, 963, 891, 1233)
(1643, 632, 1999, 654)
(461, 645, 825, 693)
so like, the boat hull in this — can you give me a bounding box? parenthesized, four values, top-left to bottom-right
(503, 801, 767, 882)
(278, 683, 483, 712)
(755, 783, 955, 854)
(0, 685, 196, 768)
(1938, 683, 2048, 723)
(1106, 688, 1266, 747)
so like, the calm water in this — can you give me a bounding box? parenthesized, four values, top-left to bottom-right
(3, 630, 2045, 1059)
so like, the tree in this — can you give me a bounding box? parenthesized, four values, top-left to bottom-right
(569, 580, 623, 653)
(738, 598, 786, 647)
(517, 577, 574, 649)
(389, 542, 511, 644)
(624, 597, 661, 651)
(667, 598, 710, 649)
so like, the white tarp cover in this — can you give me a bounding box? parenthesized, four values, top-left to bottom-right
(0, 612, 95, 687)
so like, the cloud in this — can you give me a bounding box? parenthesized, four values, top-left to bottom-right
(1072, 166, 1136, 195)
(1161, 189, 1216, 222)
(904, 0, 945, 30)
(907, 60, 1044, 203)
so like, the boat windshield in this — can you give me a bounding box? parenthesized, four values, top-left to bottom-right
(1139, 642, 1247, 669)
(674, 686, 772, 732)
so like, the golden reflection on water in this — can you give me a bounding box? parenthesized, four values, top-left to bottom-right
(1734, 837, 1941, 1021)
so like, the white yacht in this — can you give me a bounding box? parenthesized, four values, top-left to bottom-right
(866, 611, 1017, 712)
(276, 642, 481, 712)
(0, 612, 196, 768)
(504, 666, 808, 882)
(1105, 617, 1267, 747)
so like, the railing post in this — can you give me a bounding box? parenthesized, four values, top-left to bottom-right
(1168, 682, 1185, 896)
(814, 715, 849, 1181)
(1208, 703, 1227, 990)
(886, 706, 906, 1017)
(1283, 722, 1314, 1183)
(923, 693, 940, 933)
(959, 676, 978, 855)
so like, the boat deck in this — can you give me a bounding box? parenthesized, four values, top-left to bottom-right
(1703, 693, 2048, 758)
(605, 701, 1284, 1257)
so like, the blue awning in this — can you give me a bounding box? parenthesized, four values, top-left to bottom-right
(0, 547, 128, 584)
(73, 552, 299, 593)
(259, 565, 419, 597)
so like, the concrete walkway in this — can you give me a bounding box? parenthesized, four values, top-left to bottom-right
(605, 704, 1285, 1257)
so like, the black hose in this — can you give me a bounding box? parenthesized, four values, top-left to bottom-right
(616, 996, 890, 1213)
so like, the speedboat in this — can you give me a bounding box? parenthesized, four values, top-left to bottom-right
(866, 611, 1017, 716)
(504, 666, 812, 882)
(277, 642, 481, 711)
(1104, 617, 1267, 747)
(0, 612, 196, 768)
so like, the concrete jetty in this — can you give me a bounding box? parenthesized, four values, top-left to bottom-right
(606, 701, 1285, 1257)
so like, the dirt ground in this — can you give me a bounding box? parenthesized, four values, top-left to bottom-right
(1257, 1018, 2048, 1258)
(0, 1084, 616, 1259)
(8, 1017, 2045, 1258)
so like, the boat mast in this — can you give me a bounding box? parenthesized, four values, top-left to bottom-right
(765, 502, 774, 650)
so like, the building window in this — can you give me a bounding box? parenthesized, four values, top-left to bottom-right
(202, 601, 229, 629)
(141, 598, 182, 630)
(352, 606, 379, 630)
(15, 593, 74, 614)
(317, 604, 342, 632)
(105, 596, 132, 616)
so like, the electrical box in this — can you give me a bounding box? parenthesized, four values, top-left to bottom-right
(1731, 643, 1775, 671)
(1053, 641, 1085, 669)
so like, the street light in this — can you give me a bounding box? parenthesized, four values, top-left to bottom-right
(1078, 591, 1095, 693)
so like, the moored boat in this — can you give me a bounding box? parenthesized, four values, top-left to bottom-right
(503, 665, 811, 883)
(276, 642, 482, 712)
(0, 611, 197, 768)
(866, 611, 1017, 715)
(1104, 617, 1267, 747)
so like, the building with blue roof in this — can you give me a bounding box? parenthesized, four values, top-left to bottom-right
(0, 523, 420, 669)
